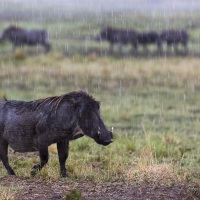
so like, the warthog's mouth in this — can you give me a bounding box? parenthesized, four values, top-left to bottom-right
(103, 139, 113, 146)
(96, 139, 113, 146)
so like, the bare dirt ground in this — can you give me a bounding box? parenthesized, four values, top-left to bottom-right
(0, 176, 200, 200)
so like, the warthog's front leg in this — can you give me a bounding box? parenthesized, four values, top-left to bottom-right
(57, 140, 69, 177)
(31, 145, 49, 177)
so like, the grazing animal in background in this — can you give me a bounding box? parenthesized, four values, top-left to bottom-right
(136, 31, 162, 53)
(0, 91, 113, 177)
(94, 26, 138, 53)
(160, 29, 189, 54)
(0, 26, 51, 52)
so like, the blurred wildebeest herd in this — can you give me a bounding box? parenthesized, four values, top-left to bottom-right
(94, 26, 189, 55)
(0, 25, 189, 56)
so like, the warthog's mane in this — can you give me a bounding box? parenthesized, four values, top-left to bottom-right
(9, 91, 98, 114)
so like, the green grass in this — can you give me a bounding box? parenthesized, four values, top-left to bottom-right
(0, 8, 200, 188)
(0, 54, 200, 187)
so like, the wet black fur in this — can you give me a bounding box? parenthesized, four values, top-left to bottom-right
(95, 26, 139, 52)
(137, 31, 162, 52)
(0, 91, 113, 177)
(160, 29, 189, 54)
(95, 27, 189, 54)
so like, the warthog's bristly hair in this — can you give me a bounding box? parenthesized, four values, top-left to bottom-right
(9, 91, 97, 114)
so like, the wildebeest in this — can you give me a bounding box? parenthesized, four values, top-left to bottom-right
(94, 26, 138, 53)
(160, 29, 189, 54)
(0, 91, 113, 177)
(136, 31, 162, 53)
(0, 26, 51, 52)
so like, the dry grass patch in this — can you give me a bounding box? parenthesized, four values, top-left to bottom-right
(126, 160, 175, 186)
(0, 187, 18, 200)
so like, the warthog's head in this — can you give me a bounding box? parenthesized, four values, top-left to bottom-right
(77, 92, 113, 146)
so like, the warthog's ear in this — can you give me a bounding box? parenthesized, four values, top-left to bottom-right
(77, 103, 85, 118)
(70, 98, 84, 118)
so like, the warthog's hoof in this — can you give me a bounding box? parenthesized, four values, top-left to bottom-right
(8, 170, 16, 176)
(30, 164, 40, 177)
(60, 171, 68, 178)
(30, 170, 37, 177)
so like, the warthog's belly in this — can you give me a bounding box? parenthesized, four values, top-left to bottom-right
(6, 134, 38, 152)
(9, 142, 38, 152)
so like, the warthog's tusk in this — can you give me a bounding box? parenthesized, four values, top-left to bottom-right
(111, 127, 114, 133)
(98, 127, 101, 135)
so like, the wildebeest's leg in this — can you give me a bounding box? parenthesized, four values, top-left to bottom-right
(57, 140, 69, 177)
(0, 139, 15, 175)
(157, 40, 163, 55)
(183, 42, 188, 55)
(12, 44, 17, 52)
(109, 43, 113, 53)
(12, 44, 24, 53)
(118, 43, 123, 54)
(131, 43, 137, 55)
(167, 43, 172, 54)
(142, 44, 148, 52)
(42, 42, 51, 52)
(30, 145, 49, 176)
(174, 44, 179, 54)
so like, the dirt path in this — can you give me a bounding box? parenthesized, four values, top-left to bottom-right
(0, 176, 199, 200)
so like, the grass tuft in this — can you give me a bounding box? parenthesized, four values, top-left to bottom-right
(13, 48, 26, 60)
(63, 189, 83, 200)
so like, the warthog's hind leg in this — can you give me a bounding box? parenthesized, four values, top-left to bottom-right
(57, 140, 69, 177)
(0, 139, 15, 175)
(30, 146, 49, 177)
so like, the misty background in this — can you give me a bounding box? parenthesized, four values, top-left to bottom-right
(1, 0, 200, 20)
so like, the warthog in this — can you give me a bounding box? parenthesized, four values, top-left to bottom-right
(0, 91, 113, 177)
(0, 26, 51, 52)
(94, 26, 138, 53)
(137, 31, 162, 52)
(160, 29, 189, 54)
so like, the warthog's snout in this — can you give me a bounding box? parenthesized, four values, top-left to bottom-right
(96, 129, 113, 146)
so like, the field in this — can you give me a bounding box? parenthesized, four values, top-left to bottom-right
(0, 1, 200, 199)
